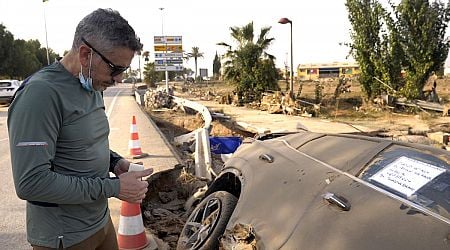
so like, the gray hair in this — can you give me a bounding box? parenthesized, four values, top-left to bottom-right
(72, 8, 142, 53)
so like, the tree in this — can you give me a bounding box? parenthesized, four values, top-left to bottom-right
(346, 0, 450, 100)
(186, 47, 204, 82)
(10, 39, 41, 79)
(395, 0, 450, 99)
(346, 0, 386, 100)
(0, 24, 15, 77)
(143, 62, 163, 87)
(213, 51, 221, 80)
(218, 22, 279, 103)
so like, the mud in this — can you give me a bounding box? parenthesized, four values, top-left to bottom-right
(143, 165, 208, 249)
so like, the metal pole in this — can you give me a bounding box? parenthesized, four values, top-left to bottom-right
(290, 21, 294, 98)
(138, 55, 141, 81)
(43, 2, 50, 65)
(159, 7, 169, 93)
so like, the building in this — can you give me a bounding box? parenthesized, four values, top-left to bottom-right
(297, 62, 360, 81)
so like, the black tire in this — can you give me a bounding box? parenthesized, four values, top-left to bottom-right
(177, 191, 238, 250)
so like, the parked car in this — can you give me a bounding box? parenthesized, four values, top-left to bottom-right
(174, 76, 184, 81)
(122, 77, 138, 83)
(177, 131, 450, 250)
(186, 77, 194, 83)
(0, 79, 21, 105)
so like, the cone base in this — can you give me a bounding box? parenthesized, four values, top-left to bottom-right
(118, 232, 149, 250)
(130, 152, 149, 159)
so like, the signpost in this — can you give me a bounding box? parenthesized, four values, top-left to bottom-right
(154, 45, 183, 52)
(155, 52, 183, 58)
(155, 65, 183, 71)
(154, 36, 184, 91)
(154, 36, 182, 44)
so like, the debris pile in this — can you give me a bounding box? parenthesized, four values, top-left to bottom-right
(142, 165, 208, 249)
(220, 223, 257, 250)
(144, 89, 174, 109)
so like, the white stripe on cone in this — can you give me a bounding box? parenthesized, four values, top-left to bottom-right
(128, 140, 141, 149)
(130, 124, 138, 133)
(118, 214, 145, 236)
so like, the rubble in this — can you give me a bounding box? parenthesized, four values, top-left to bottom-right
(142, 165, 208, 249)
(220, 223, 257, 250)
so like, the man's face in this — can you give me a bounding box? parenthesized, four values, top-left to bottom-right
(90, 47, 134, 92)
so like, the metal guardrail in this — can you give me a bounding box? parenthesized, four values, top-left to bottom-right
(171, 96, 213, 145)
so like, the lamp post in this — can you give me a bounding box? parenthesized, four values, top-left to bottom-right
(43, 0, 50, 65)
(278, 17, 293, 98)
(159, 7, 169, 93)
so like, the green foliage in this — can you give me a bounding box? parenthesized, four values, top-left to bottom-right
(346, 0, 450, 100)
(0, 24, 14, 77)
(218, 22, 279, 103)
(0, 24, 60, 79)
(142, 62, 177, 87)
(346, 0, 386, 99)
(186, 47, 204, 82)
(396, 0, 450, 99)
(213, 51, 221, 79)
(143, 62, 164, 86)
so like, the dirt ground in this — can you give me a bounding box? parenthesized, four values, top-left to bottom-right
(142, 78, 450, 249)
(151, 78, 450, 137)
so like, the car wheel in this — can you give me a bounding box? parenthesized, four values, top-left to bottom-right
(177, 191, 238, 250)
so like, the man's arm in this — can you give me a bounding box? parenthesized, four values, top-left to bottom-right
(8, 83, 119, 205)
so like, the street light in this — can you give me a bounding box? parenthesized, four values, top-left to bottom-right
(43, 0, 50, 65)
(278, 17, 294, 98)
(159, 7, 169, 92)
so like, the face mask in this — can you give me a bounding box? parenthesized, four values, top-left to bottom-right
(79, 49, 95, 92)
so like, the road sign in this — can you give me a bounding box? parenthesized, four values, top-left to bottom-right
(154, 36, 182, 44)
(155, 52, 184, 58)
(155, 59, 183, 65)
(155, 65, 183, 71)
(154, 45, 183, 52)
(200, 68, 208, 77)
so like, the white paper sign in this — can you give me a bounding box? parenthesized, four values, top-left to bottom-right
(128, 163, 144, 172)
(369, 156, 446, 197)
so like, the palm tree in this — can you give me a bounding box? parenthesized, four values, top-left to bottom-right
(186, 47, 204, 82)
(218, 22, 278, 102)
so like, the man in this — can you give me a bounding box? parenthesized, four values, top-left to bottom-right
(423, 71, 439, 103)
(8, 8, 152, 249)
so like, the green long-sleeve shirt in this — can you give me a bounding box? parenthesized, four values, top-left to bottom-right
(8, 62, 120, 248)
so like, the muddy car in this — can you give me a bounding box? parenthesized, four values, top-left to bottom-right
(177, 132, 450, 249)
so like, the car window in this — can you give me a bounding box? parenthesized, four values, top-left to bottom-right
(361, 145, 449, 220)
(0, 81, 12, 87)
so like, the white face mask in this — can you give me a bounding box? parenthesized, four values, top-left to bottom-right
(79, 49, 95, 92)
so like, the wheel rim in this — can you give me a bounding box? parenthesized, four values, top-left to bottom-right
(180, 197, 222, 249)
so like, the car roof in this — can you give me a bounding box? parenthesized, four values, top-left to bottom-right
(279, 132, 449, 174)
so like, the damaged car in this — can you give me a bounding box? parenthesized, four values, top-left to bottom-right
(177, 132, 450, 250)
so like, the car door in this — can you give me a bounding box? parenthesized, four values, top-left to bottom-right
(282, 145, 450, 250)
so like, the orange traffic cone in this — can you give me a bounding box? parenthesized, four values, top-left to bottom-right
(128, 116, 149, 159)
(117, 201, 148, 250)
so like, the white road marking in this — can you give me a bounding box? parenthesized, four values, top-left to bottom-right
(106, 90, 122, 118)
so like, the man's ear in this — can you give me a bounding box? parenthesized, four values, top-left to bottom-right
(78, 45, 92, 67)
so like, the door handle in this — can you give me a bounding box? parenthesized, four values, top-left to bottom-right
(322, 192, 351, 211)
(259, 154, 274, 163)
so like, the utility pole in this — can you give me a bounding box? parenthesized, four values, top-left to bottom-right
(43, 0, 50, 65)
(159, 7, 169, 93)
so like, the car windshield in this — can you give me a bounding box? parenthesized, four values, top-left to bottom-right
(361, 145, 449, 220)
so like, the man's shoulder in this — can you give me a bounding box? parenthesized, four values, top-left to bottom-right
(26, 63, 77, 90)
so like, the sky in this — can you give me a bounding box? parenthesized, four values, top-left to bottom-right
(0, 0, 448, 76)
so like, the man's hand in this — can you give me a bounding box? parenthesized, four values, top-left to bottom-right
(118, 168, 153, 203)
(113, 159, 130, 176)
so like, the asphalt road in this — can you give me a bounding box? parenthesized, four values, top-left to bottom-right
(0, 84, 133, 249)
(0, 103, 28, 249)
